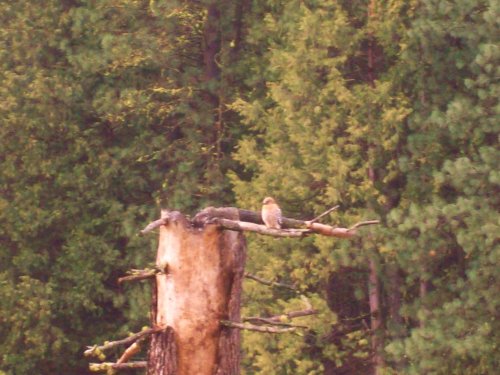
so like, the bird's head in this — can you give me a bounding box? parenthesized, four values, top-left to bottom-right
(262, 197, 276, 205)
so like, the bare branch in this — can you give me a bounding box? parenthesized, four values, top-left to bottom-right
(139, 217, 168, 236)
(274, 308, 319, 321)
(244, 308, 318, 325)
(156, 207, 379, 239)
(348, 220, 381, 232)
(308, 205, 340, 224)
(117, 340, 144, 365)
(242, 317, 309, 328)
(220, 320, 298, 334)
(84, 326, 165, 358)
(222, 310, 318, 332)
(89, 361, 147, 372)
(212, 217, 379, 238)
(244, 272, 296, 291)
(118, 268, 161, 284)
(214, 218, 310, 237)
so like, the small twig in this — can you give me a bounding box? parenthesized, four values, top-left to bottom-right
(139, 217, 169, 236)
(340, 312, 373, 322)
(308, 205, 340, 224)
(89, 361, 147, 372)
(244, 308, 318, 326)
(118, 268, 163, 284)
(116, 339, 144, 364)
(243, 317, 309, 328)
(244, 272, 296, 291)
(347, 220, 380, 232)
(277, 308, 318, 321)
(84, 326, 165, 358)
(221, 320, 298, 333)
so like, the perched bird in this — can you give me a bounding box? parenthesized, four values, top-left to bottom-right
(261, 197, 282, 229)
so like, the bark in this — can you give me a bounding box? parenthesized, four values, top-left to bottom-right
(203, 2, 220, 83)
(193, 207, 291, 227)
(387, 264, 404, 334)
(366, 1, 384, 372)
(368, 255, 384, 375)
(192, 207, 378, 238)
(147, 209, 246, 375)
(203, 1, 223, 167)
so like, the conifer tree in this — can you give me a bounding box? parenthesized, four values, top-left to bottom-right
(0, 0, 243, 372)
(231, 0, 411, 373)
(385, 1, 500, 373)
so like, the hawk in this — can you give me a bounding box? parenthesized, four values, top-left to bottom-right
(261, 197, 282, 229)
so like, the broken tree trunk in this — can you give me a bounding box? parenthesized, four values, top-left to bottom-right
(147, 209, 246, 375)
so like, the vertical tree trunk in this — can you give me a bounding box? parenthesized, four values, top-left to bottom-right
(368, 255, 384, 375)
(203, 2, 221, 83)
(147, 209, 246, 375)
(203, 1, 222, 158)
(365, 1, 384, 373)
(387, 265, 403, 331)
(387, 263, 404, 370)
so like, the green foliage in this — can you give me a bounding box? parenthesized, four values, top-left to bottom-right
(0, 0, 238, 373)
(1, 0, 498, 374)
(383, 1, 500, 373)
(232, 0, 410, 372)
(232, 0, 498, 373)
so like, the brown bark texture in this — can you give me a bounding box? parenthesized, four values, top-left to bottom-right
(368, 255, 384, 374)
(147, 209, 246, 375)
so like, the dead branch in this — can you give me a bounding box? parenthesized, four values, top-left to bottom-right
(244, 272, 296, 291)
(116, 339, 144, 364)
(84, 326, 165, 358)
(139, 217, 169, 236)
(89, 361, 147, 372)
(194, 207, 379, 237)
(244, 308, 318, 325)
(214, 217, 379, 238)
(242, 317, 309, 328)
(118, 268, 162, 284)
(348, 220, 381, 231)
(213, 218, 310, 237)
(308, 205, 340, 224)
(220, 320, 298, 333)
(193, 207, 305, 228)
(273, 308, 319, 321)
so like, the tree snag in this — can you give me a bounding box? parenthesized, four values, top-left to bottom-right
(147, 209, 246, 375)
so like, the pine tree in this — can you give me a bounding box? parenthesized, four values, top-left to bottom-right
(0, 0, 244, 372)
(385, 1, 500, 373)
(231, 0, 412, 373)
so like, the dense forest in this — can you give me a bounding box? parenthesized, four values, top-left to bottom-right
(0, 0, 498, 374)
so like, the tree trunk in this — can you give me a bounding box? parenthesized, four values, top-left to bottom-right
(147, 209, 246, 375)
(203, 1, 223, 162)
(368, 255, 384, 375)
(387, 264, 403, 333)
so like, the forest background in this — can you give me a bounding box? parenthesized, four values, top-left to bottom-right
(0, 0, 498, 374)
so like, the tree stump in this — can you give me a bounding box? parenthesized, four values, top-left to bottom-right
(147, 209, 246, 375)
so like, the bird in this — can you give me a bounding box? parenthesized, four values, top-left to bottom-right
(261, 197, 282, 229)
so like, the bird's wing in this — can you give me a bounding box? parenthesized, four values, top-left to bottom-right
(277, 207, 282, 226)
